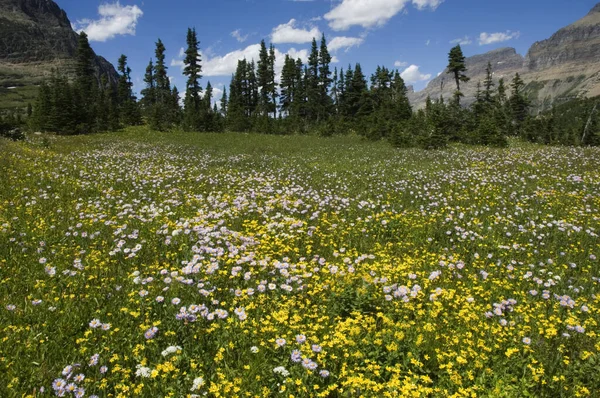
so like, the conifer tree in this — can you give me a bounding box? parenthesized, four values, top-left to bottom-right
(483, 61, 495, 105)
(141, 60, 155, 114)
(183, 28, 203, 131)
(280, 55, 297, 117)
(74, 32, 97, 132)
(306, 38, 320, 121)
(317, 34, 333, 121)
(257, 40, 270, 118)
(447, 45, 470, 104)
(154, 39, 171, 103)
(117, 55, 141, 126)
(510, 72, 529, 134)
(332, 67, 339, 113)
(220, 87, 228, 117)
(268, 44, 278, 118)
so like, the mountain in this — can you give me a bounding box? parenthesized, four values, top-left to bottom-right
(409, 3, 600, 111)
(0, 0, 118, 106)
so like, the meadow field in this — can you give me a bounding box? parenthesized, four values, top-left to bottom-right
(1, 128, 599, 397)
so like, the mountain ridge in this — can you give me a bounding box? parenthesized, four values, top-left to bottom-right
(408, 2, 600, 111)
(0, 0, 118, 88)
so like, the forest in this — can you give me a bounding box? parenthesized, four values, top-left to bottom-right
(1, 29, 599, 148)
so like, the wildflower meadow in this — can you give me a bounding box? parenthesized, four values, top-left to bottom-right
(1, 129, 599, 397)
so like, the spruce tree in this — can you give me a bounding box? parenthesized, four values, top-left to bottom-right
(141, 60, 156, 114)
(447, 45, 470, 105)
(306, 38, 319, 122)
(117, 55, 141, 126)
(317, 34, 333, 121)
(74, 32, 97, 132)
(280, 55, 296, 117)
(257, 40, 270, 118)
(510, 72, 529, 135)
(483, 61, 495, 105)
(220, 87, 228, 118)
(183, 28, 203, 131)
(268, 44, 278, 118)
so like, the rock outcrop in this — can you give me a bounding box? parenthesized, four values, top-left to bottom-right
(409, 3, 600, 111)
(0, 0, 118, 87)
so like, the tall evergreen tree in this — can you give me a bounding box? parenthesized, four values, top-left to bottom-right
(306, 38, 320, 121)
(317, 34, 333, 121)
(154, 39, 170, 101)
(483, 61, 495, 105)
(117, 55, 141, 126)
(183, 28, 203, 131)
(74, 32, 97, 132)
(257, 40, 270, 118)
(220, 87, 228, 117)
(268, 44, 278, 118)
(447, 45, 470, 104)
(510, 72, 529, 134)
(141, 59, 156, 113)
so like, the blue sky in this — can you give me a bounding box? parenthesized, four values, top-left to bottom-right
(59, 0, 599, 102)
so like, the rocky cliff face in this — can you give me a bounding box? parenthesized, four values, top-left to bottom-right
(409, 3, 600, 111)
(0, 0, 118, 87)
(409, 48, 524, 108)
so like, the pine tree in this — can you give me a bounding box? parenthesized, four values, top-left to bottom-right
(257, 40, 270, 118)
(280, 55, 296, 117)
(183, 28, 203, 131)
(141, 60, 155, 114)
(154, 39, 171, 103)
(268, 44, 278, 118)
(317, 34, 333, 121)
(332, 67, 339, 114)
(510, 72, 529, 135)
(306, 38, 319, 122)
(74, 32, 97, 132)
(483, 61, 495, 105)
(117, 55, 141, 126)
(220, 87, 228, 117)
(447, 45, 470, 105)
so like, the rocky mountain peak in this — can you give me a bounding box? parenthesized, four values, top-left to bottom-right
(0, 0, 118, 86)
(588, 3, 600, 15)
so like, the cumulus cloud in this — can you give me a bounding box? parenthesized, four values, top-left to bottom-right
(478, 31, 520, 45)
(74, 1, 143, 42)
(400, 64, 431, 83)
(271, 19, 321, 44)
(394, 60, 408, 67)
(171, 44, 309, 78)
(324, 0, 443, 31)
(328, 36, 364, 52)
(450, 36, 472, 45)
(231, 29, 249, 43)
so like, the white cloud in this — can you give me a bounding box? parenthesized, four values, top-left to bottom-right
(425, 39, 431, 46)
(412, 0, 444, 10)
(400, 64, 431, 83)
(328, 36, 364, 52)
(231, 29, 249, 43)
(478, 31, 520, 45)
(171, 43, 310, 78)
(450, 36, 472, 45)
(324, 0, 442, 31)
(74, 1, 143, 42)
(394, 60, 408, 67)
(271, 19, 321, 44)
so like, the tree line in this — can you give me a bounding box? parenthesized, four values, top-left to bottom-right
(17, 29, 600, 148)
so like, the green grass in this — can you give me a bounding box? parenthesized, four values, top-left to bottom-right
(0, 85, 38, 110)
(1, 127, 599, 397)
